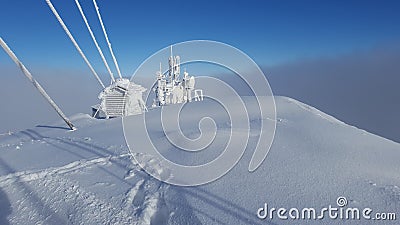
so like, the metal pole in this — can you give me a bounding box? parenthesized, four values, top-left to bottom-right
(93, 0, 123, 79)
(75, 0, 115, 83)
(0, 37, 76, 131)
(46, 0, 105, 89)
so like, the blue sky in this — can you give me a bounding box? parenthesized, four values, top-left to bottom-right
(1, 0, 399, 77)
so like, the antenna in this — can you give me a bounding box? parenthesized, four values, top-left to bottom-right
(0, 37, 76, 131)
(93, 0, 123, 79)
(45, 0, 105, 89)
(169, 45, 174, 83)
(75, 0, 115, 83)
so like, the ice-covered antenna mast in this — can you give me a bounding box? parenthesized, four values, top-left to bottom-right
(169, 45, 174, 82)
(45, 0, 105, 89)
(0, 37, 76, 131)
(93, 0, 123, 79)
(170, 45, 174, 75)
(75, 0, 115, 83)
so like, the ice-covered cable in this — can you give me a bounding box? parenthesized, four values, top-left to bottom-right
(45, 0, 105, 88)
(93, 0, 123, 79)
(75, 0, 115, 83)
(0, 37, 76, 131)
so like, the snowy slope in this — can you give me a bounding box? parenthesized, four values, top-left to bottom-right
(0, 96, 399, 225)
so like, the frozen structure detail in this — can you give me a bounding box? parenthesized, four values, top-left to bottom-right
(92, 79, 147, 118)
(152, 47, 203, 107)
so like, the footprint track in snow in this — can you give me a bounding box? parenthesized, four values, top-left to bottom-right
(123, 156, 172, 225)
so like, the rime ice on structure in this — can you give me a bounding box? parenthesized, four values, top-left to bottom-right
(92, 79, 147, 119)
(153, 46, 203, 107)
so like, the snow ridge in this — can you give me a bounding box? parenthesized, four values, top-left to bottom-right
(283, 96, 346, 125)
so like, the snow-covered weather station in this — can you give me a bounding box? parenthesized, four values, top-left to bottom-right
(92, 79, 148, 119)
(93, 46, 204, 119)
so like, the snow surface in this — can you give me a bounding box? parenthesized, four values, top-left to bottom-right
(0, 96, 399, 224)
